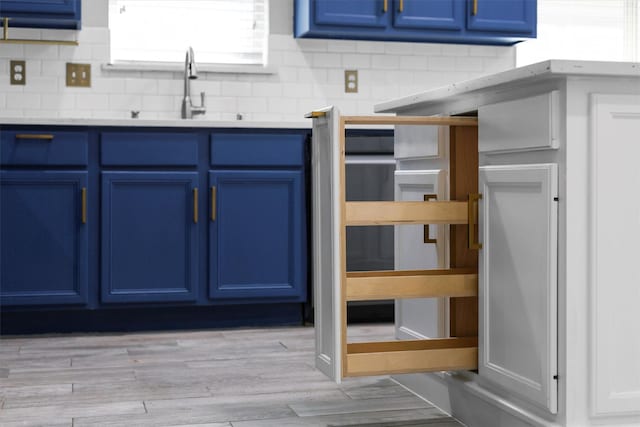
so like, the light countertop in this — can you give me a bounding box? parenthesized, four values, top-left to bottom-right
(0, 117, 311, 129)
(375, 59, 640, 114)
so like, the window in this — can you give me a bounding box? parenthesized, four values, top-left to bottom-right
(109, 0, 268, 66)
(517, 0, 640, 66)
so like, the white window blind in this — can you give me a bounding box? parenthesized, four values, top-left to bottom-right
(109, 0, 268, 66)
(517, 0, 640, 66)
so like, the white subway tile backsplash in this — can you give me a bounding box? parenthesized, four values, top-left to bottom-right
(440, 44, 470, 57)
(296, 39, 328, 52)
(7, 93, 41, 110)
(356, 41, 385, 54)
(2, 21, 516, 121)
(23, 77, 59, 93)
(342, 53, 371, 69)
(400, 55, 428, 70)
(221, 81, 252, 97)
(327, 41, 358, 53)
(41, 94, 75, 110)
(125, 78, 157, 95)
(0, 44, 25, 58)
(76, 94, 109, 110)
(371, 55, 400, 70)
(238, 97, 267, 113)
(311, 53, 342, 68)
(253, 82, 283, 97)
(455, 56, 484, 72)
(24, 45, 59, 60)
(384, 42, 415, 55)
(142, 95, 175, 112)
(428, 56, 456, 71)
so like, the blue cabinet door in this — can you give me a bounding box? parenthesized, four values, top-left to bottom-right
(101, 172, 199, 304)
(209, 170, 306, 302)
(315, 0, 388, 27)
(0, 0, 81, 29)
(393, 0, 464, 31)
(0, 171, 88, 306)
(467, 0, 536, 34)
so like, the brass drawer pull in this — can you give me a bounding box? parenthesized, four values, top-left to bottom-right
(193, 188, 198, 224)
(423, 194, 437, 244)
(81, 187, 87, 224)
(472, 0, 478, 16)
(399, 0, 404, 13)
(15, 134, 54, 141)
(468, 193, 482, 250)
(211, 186, 217, 221)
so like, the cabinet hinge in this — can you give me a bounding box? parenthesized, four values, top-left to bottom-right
(553, 374, 559, 380)
(553, 197, 559, 202)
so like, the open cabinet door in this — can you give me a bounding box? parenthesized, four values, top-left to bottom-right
(311, 106, 342, 382)
(310, 110, 481, 382)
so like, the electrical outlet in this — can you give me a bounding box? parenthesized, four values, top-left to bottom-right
(66, 63, 91, 87)
(10, 60, 26, 85)
(345, 70, 358, 93)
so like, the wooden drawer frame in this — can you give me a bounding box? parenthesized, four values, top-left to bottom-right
(311, 112, 481, 378)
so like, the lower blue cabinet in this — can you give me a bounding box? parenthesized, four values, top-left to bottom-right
(209, 170, 306, 302)
(0, 171, 88, 306)
(101, 172, 199, 303)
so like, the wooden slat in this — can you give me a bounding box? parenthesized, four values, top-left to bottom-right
(347, 337, 478, 353)
(345, 201, 468, 226)
(449, 125, 479, 338)
(346, 269, 477, 301)
(345, 338, 478, 377)
(342, 116, 478, 127)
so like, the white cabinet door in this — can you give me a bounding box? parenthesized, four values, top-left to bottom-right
(394, 170, 446, 340)
(311, 106, 342, 382)
(479, 164, 558, 414)
(590, 94, 640, 416)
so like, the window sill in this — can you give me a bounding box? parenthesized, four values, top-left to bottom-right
(102, 61, 276, 75)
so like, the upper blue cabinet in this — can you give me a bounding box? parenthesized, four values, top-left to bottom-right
(295, 0, 536, 45)
(0, 0, 81, 29)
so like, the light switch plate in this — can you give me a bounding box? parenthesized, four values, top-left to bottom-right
(345, 70, 358, 93)
(10, 60, 26, 85)
(66, 63, 91, 87)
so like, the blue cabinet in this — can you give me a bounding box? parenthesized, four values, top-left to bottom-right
(0, 0, 81, 29)
(295, 0, 536, 45)
(209, 170, 306, 302)
(0, 171, 88, 306)
(209, 131, 307, 303)
(101, 172, 199, 304)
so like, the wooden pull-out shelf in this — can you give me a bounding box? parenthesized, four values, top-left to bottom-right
(346, 337, 478, 377)
(346, 268, 477, 301)
(338, 115, 480, 379)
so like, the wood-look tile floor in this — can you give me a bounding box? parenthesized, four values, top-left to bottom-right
(0, 324, 464, 427)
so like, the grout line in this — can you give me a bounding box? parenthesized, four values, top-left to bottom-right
(142, 400, 148, 414)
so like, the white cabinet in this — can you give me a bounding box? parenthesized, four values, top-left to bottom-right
(478, 164, 558, 414)
(589, 94, 640, 416)
(394, 170, 446, 340)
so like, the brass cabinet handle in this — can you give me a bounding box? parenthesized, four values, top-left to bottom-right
(468, 193, 482, 250)
(423, 194, 437, 244)
(193, 188, 198, 224)
(15, 134, 54, 141)
(81, 187, 87, 224)
(383, 0, 388, 13)
(399, 0, 404, 13)
(210, 186, 216, 221)
(472, 0, 478, 16)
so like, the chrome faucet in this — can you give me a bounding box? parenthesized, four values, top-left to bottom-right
(181, 47, 206, 119)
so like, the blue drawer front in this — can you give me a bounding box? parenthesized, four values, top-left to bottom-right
(101, 132, 199, 166)
(1, 130, 88, 166)
(211, 132, 305, 167)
